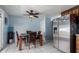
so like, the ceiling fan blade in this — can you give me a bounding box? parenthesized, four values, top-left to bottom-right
(26, 11, 30, 14)
(34, 13, 39, 15)
(34, 15, 39, 18)
(30, 10, 33, 13)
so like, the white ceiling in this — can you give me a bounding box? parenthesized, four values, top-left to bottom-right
(0, 5, 76, 16)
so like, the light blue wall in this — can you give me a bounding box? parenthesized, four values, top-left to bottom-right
(9, 15, 40, 42)
(9, 15, 40, 31)
(45, 16, 53, 41)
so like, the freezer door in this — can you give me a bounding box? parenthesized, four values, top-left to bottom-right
(53, 19, 59, 48)
(59, 17, 70, 52)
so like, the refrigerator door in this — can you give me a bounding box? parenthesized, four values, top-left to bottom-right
(53, 19, 59, 48)
(59, 16, 70, 52)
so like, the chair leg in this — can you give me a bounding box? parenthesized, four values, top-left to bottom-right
(40, 35, 43, 46)
(19, 37, 22, 50)
(17, 39, 19, 47)
(34, 42, 36, 48)
(28, 38, 30, 49)
(29, 42, 30, 49)
(34, 37, 36, 48)
(24, 39, 26, 46)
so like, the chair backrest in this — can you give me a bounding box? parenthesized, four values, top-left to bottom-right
(28, 32, 37, 41)
(16, 31, 19, 40)
(38, 31, 41, 35)
(27, 31, 31, 34)
(32, 32, 37, 36)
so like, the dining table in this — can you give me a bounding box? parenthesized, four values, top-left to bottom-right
(18, 31, 43, 50)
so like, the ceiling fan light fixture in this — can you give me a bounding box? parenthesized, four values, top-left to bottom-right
(29, 15, 34, 19)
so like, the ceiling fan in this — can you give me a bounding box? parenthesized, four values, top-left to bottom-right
(25, 10, 39, 18)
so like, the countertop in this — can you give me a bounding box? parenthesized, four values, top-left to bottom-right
(76, 34, 79, 36)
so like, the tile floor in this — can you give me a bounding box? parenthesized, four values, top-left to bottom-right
(1, 42, 61, 53)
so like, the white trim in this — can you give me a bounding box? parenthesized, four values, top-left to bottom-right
(40, 16, 46, 42)
(0, 12, 3, 50)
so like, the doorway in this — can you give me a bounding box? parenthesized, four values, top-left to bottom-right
(0, 16, 3, 50)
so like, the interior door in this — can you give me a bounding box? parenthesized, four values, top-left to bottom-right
(0, 16, 2, 50)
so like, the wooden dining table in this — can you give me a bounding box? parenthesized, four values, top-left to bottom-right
(18, 31, 43, 50)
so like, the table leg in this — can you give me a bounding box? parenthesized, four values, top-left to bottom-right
(28, 37, 30, 49)
(34, 37, 36, 48)
(24, 39, 26, 46)
(40, 35, 43, 46)
(17, 39, 19, 47)
(19, 36, 22, 50)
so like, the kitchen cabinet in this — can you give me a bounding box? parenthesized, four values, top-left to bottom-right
(76, 34, 79, 53)
(61, 6, 79, 16)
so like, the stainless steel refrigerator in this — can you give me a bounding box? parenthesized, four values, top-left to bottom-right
(53, 15, 76, 53)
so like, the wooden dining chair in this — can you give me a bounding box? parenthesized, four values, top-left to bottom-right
(26, 31, 31, 43)
(37, 31, 43, 46)
(19, 33, 28, 50)
(28, 32, 37, 49)
(16, 31, 26, 50)
(16, 31, 20, 47)
(16, 31, 22, 50)
(19, 35, 22, 50)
